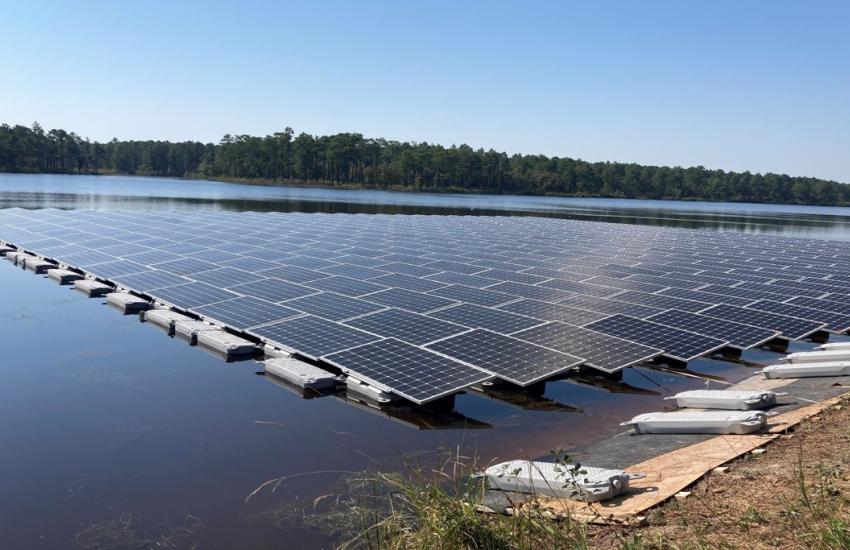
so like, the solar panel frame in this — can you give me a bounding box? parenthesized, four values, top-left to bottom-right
(425, 328, 584, 386)
(646, 309, 780, 349)
(323, 338, 492, 404)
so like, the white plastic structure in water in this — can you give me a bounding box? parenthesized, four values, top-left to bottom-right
(106, 292, 150, 313)
(196, 330, 257, 358)
(174, 319, 220, 343)
(781, 349, 850, 364)
(47, 268, 82, 284)
(817, 342, 850, 351)
(143, 308, 193, 333)
(665, 389, 782, 410)
(264, 356, 339, 390)
(73, 279, 113, 297)
(622, 410, 767, 435)
(23, 257, 54, 273)
(483, 460, 644, 502)
(762, 361, 850, 379)
(0, 245, 14, 256)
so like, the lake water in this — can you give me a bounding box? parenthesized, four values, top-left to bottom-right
(1, 173, 848, 549)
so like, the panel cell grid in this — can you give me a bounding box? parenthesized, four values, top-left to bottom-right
(324, 338, 491, 404)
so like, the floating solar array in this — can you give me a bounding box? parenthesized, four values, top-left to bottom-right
(1, 208, 848, 404)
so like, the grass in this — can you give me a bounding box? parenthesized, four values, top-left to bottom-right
(295, 396, 850, 549)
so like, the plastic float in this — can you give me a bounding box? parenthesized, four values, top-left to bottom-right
(781, 349, 850, 363)
(73, 279, 113, 297)
(22, 257, 53, 273)
(264, 356, 340, 390)
(665, 389, 782, 410)
(622, 410, 767, 435)
(196, 330, 257, 358)
(761, 361, 850, 379)
(0, 245, 13, 256)
(482, 460, 644, 502)
(106, 292, 151, 313)
(46, 268, 82, 284)
(143, 308, 193, 333)
(174, 319, 220, 344)
(817, 342, 850, 351)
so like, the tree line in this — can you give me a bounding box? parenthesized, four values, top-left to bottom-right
(1, 121, 847, 205)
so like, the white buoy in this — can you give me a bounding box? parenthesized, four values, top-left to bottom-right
(482, 460, 643, 502)
(622, 410, 767, 435)
(762, 361, 850, 379)
(665, 389, 782, 410)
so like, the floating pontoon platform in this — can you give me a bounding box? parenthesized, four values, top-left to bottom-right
(264, 356, 340, 390)
(143, 309, 194, 333)
(73, 279, 114, 297)
(665, 389, 782, 411)
(46, 268, 82, 285)
(781, 349, 850, 364)
(22, 257, 53, 273)
(0, 245, 13, 256)
(818, 342, 850, 351)
(106, 292, 151, 313)
(622, 410, 767, 435)
(174, 319, 221, 344)
(196, 330, 257, 359)
(482, 460, 643, 502)
(762, 361, 850, 379)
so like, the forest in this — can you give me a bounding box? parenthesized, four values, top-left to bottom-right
(1, 121, 847, 205)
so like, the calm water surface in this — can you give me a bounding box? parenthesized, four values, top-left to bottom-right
(1, 173, 847, 548)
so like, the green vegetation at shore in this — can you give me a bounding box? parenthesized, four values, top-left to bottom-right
(1, 122, 848, 205)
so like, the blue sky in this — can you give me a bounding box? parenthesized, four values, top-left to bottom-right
(2, 1, 849, 181)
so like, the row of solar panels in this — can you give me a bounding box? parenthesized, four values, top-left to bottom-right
(0, 208, 846, 404)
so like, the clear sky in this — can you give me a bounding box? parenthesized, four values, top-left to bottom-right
(2, 1, 849, 181)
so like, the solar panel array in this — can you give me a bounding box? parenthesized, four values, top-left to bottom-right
(1, 208, 848, 404)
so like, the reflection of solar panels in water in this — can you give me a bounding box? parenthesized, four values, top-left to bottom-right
(253, 315, 382, 359)
(512, 322, 662, 372)
(193, 296, 302, 329)
(343, 308, 468, 345)
(426, 329, 583, 386)
(646, 309, 779, 349)
(324, 339, 491, 405)
(585, 314, 728, 362)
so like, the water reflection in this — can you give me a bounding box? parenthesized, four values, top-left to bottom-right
(4, 173, 850, 240)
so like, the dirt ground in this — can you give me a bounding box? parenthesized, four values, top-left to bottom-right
(589, 393, 850, 549)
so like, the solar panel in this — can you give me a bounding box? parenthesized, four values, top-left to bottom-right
(153, 257, 220, 276)
(787, 295, 850, 315)
(253, 315, 382, 358)
(369, 273, 447, 292)
(305, 275, 388, 297)
(343, 308, 469, 345)
(537, 279, 622, 298)
(697, 304, 826, 340)
(745, 299, 850, 332)
(284, 291, 386, 321)
(228, 278, 317, 303)
(151, 281, 242, 309)
(585, 314, 729, 362)
(426, 329, 583, 386)
(112, 269, 191, 292)
(85, 260, 151, 279)
(427, 303, 544, 334)
(428, 284, 517, 307)
(425, 271, 500, 288)
(512, 322, 662, 373)
(360, 287, 458, 313)
(484, 281, 575, 302)
(257, 265, 329, 283)
(324, 338, 491, 404)
(557, 295, 665, 319)
(608, 289, 710, 313)
(646, 309, 779, 349)
(320, 263, 390, 280)
(190, 267, 265, 287)
(496, 298, 610, 326)
(192, 296, 301, 329)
